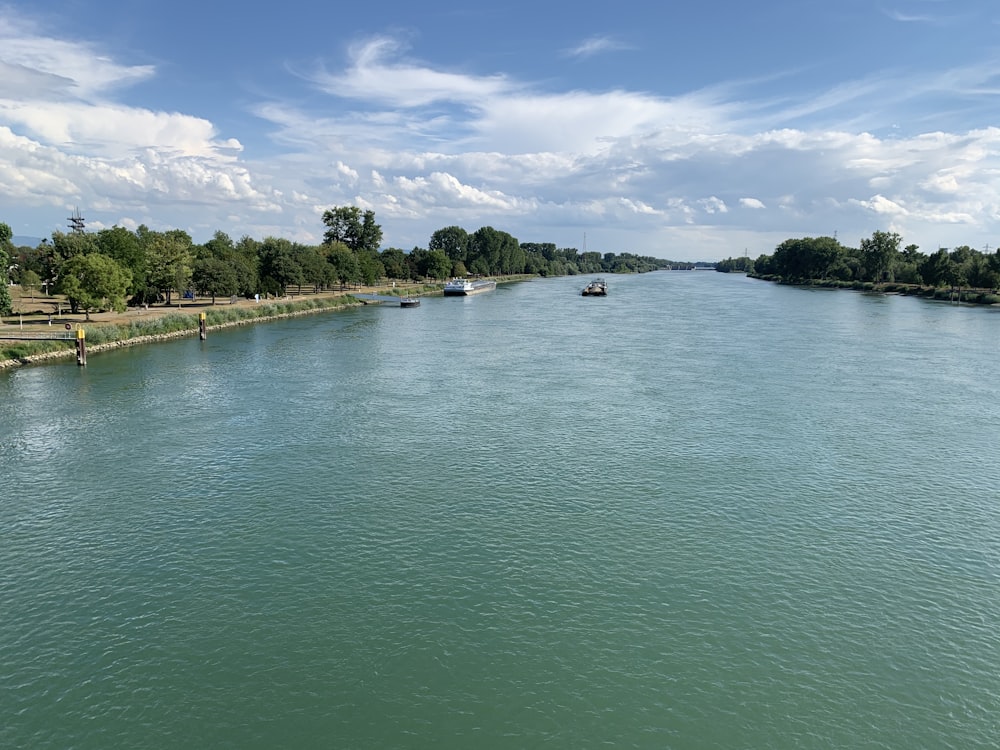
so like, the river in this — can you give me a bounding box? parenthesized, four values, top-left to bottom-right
(2, 271, 999, 748)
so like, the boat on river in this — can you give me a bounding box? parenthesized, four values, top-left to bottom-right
(581, 279, 608, 296)
(443, 278, 497, 296)
(399, 297, 420, 308)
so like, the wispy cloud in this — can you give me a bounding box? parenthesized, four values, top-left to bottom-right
(308, 36, 516, 108)
(0, 15, 154, 101)
(879, 0, 977, 25)
(562, 35, 631, 59)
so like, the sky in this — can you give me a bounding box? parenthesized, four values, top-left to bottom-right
(1, 1, 999, 262)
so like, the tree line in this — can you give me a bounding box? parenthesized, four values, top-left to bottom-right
(0, 208, 679, 318)
(717, 230, 1000, 290)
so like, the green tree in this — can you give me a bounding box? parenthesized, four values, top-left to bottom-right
(258, 237, 301, 296)
(0, 221, 12, 315)
(919, 249, 955, 288)
(860, 230, 901, 282)
(95, 226, 145, 294)
(429, 226, 470, 263)
(468, 226, 519, 275)
(20, 269, 42, 300)
(327, 242, 360, 286)
(142, 228, 193, 304)
(192, 256, 239, 304)
(49, 230, 99, 266)
(406, 247, 430, 278)
(379, 247, 410, 280)
(293, 244, 333, 293)
(987, 250, 1000, 290)
(322, 206, 383, 253)
(770, 236, 843, 281)
(57, 253, 132, 320)
(231, 235, 262, 296)
(420, 249, 451, 280)
(949, 246, 975, 289)
(355, 251, 385, 286)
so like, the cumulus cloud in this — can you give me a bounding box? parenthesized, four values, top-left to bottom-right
(0, 10, 272, 236)
(2, 10, 1000, 257)
(699, 196, 728, 215)
(851, 194, 909, 216)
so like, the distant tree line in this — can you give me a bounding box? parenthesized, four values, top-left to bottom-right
(1, 208, 679, 317)
(717, 230, 1000, 291)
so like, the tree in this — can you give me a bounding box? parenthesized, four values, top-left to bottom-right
(860, 230, 901, 282)
(142, 229, 193, 304)
(0, 221, 12, 315)
(56, 253, 132, 320)
(355, 251, 385, 286)
(379, 247, 410, 280)
(420, 249, 451, 280)
(49, 230, 99, 265)
(919, 249, 955, 288)
(231, 235, 261, 297)
(429, 226, 470, 263)
(95, 226, 145, 294)
(192, 256, 238, 304)
(468, 226, 520, 275)
(327, 243, 360, 286)
(293, 244, 333, 293)
(258, 237, 301, 296)
(770, 236, 843, 281)
(20, 269, 41, 300)
(322, 206, 383, 253)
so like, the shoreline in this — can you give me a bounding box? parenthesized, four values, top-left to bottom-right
(0, 301, 365, 370)
(1, 276, 532, 370)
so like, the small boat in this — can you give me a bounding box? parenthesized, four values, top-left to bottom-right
(443, 278, 497, 296)
(581, 279, 608, 296)
(399, 297, 420, 308)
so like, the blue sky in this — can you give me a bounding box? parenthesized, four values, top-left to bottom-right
(1, 1, 999, 261)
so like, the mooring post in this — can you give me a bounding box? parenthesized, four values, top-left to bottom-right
(75, 326, 86, 366)
(199, 312, 207, 340)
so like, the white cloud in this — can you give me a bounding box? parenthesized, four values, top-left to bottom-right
(563, 35, 630, 59)
(2, 12, 1000, 259)
(699, 196, 728, 215)
(0, 18, 154, 101)
(850, 194, 909, 215)
(309, 36, 515, 108)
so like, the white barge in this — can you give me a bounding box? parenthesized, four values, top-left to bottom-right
(443, 278, 497, 296)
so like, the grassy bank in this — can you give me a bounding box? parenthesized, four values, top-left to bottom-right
(1, 276, 528, 368)
(1, 295, 360, 367)
(750, 274, 1000, 304)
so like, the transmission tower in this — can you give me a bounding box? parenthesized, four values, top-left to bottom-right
(67, 207, 85, 233)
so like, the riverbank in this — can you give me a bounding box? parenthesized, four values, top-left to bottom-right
(0, 282, 436, 369)
(749, 273, 1000, 304)
(1, 276, 533, 369)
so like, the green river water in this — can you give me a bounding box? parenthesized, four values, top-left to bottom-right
(2, 271, 999, 749)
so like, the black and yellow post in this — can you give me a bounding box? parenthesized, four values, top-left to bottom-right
(75, 326, 86, 366)
(199, 312, 207, 340)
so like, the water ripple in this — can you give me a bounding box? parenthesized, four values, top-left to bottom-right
(3, 274, 1000, 748)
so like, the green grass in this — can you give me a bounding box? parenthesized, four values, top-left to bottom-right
(2, 296, 360, 364)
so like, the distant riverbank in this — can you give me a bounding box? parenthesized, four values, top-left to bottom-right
(749, 273, 1000, 304)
